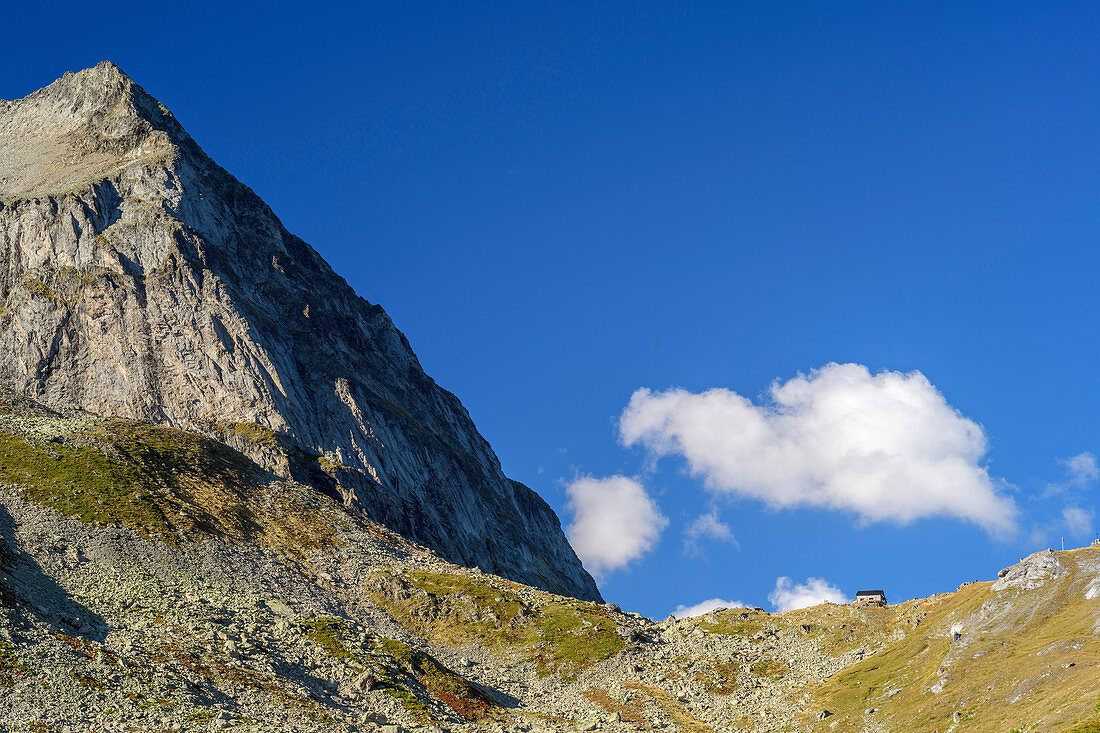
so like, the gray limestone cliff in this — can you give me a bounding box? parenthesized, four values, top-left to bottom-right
(0, 61, 600, 601)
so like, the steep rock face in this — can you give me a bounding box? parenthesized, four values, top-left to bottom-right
(0, 62, 599, 601)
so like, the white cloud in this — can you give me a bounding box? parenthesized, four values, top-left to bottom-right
(769, 576, 847, 611)
(565, 475, 667, 579)
(1064, 452, 1099, 487)
(1029, 505, 1095, 547)
(683, 510, 739, 555)
(672, 598, 746, 618)
(1035, 452, 1098, 499)
(619, 362, 1017, 535)
(1063, 506, 1093, 538)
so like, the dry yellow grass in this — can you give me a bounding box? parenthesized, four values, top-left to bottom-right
(805, 550, 1100, 732)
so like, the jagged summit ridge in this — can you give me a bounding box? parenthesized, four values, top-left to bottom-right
(0, 64, 600, 601)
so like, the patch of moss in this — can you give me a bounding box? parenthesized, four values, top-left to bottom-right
(71, 671, 102, 689)
(304, 617, 349, 659)
(353, 637, 437, 719)
(750, 658, 788, 679)
(317, 455, 346, 472)
(301, 617, 498, 723)
(384, 683, 429, 713)
(697, 614, 763, 637)
(695, 659, 738, 694)
(534, 602, 626, 676)
(21, 266, 117, 307)
(225, 422, 281, 448)
(55, 266, 101, 288)
(23, 278, 59, 301)
(375, 637, 499, 722)
(370, 570, 626, 679)
(0, 640, 28, 687)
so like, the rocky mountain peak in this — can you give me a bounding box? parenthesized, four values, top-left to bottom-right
(0, 65, 601, 602)
(0, 61, 191, 200)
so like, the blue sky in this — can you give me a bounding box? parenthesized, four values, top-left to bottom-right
(7, 2, 1100, 619)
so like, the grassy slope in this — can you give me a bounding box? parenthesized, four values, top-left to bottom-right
(0, 395, 348, 559)
(806, 550, 1100, 732)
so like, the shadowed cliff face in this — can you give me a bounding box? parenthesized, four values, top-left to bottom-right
(0, 62, 600, 602)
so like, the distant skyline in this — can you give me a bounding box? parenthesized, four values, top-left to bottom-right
(6, 2, 1100, 619)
